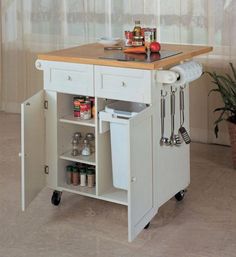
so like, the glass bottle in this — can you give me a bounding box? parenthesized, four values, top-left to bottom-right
(81, 139, 91, 156)
(133, 20, 141, 37)
(71, 138, 79, 156)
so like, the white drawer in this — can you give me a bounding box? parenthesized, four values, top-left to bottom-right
(44, 62, 94, 96)
(95, 66, 152, 103)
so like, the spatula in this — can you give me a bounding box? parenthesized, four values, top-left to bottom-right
(178, 87, 191, 144)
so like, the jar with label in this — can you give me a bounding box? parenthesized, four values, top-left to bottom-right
(80, 168, 87, 186)
(87, 167, 95, 188)
(132, 36, 143, 46)
(66, 165, 73, 185)
(72, 166, 79, 186)
(124, 31, 133, 47)
(80, 101, 91, 120)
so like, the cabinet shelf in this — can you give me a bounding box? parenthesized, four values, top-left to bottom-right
(60, 150, 96, 166)
(99, 188, 128, 206)
(59, 115, 95, 127)
(59, 183, 96, 197)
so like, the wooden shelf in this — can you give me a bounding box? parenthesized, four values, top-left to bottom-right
(60, 150, 96, 166)
(98, 188, 128, 206)
(59, 115, 95, 127)
(59, 183, 96, 197)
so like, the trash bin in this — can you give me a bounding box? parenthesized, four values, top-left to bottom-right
(99, 101, 146, 190)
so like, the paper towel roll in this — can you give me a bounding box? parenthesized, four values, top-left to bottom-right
(156, 70, 179, 84)
(170, 61, 203, 87)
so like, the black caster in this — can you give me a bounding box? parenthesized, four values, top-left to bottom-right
(175, 190, 185, 201)
(144, 222, 150, 229)
(51, 191, 62, 206)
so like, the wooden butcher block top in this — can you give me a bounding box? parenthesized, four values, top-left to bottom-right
(38, 43, 213, 70)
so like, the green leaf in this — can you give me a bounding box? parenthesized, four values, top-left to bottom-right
(214, 124, 219, 138)
(230, 63, 236, 81)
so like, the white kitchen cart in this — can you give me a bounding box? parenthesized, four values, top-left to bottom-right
(20, 43, 212, 242)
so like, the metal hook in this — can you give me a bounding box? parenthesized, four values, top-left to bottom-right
(171, 86, 177, 93)
(161, 90, 167, 97)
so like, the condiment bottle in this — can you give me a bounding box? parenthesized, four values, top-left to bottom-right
(71, 138, 79, 156)
(133, 20, 141, 37)
(66, 165, 73, 185)
(72, 166, 79, 186)
(80, 168, 87, 187)
(87, 167, 95, 188)
(81, 139, 91, 156)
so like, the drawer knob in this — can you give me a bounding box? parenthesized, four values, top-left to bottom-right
(131, 177, 137, 183)
(121, 81, 127, 87)
(67, 75, 72, 81)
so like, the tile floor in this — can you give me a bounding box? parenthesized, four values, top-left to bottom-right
(0, 112, 235, 257)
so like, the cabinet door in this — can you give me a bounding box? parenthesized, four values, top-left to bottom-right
(128, 107, 157, 241)
(21, 90, 46, 211)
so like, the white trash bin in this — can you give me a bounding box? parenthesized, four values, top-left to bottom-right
(99, 101, 146, 190)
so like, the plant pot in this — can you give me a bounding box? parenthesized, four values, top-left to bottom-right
(228, 120, 236, 168)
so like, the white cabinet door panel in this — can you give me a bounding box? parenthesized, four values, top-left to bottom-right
(128, 107, 157, 241)
(21, 90, 45, 211)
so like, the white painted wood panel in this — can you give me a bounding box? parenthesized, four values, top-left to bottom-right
(42, 61, 94, 96)
(95, 66, 152, 103)
(21, 90, 46, 211)
(128, 106, 156, 241)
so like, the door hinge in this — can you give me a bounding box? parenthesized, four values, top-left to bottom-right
(44, 100, 48, 109)
(44, 165, 49, 174)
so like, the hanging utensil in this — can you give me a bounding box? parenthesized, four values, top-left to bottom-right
(170, 87, 181, 146)
(178, 86, 191, 144)
(160, 90, 170, 146)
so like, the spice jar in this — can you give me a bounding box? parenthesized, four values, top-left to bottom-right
(87, 167, 95, 188)
(81, 139, 91, 156)
(73, 132, 82, 141)
(71, 138, 79, 156)
(72, 166, 79, 186)
(80, 168, 87, 187)
(66, 165, 73, 185)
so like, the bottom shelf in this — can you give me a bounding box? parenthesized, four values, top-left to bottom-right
(59, 183, 96, 198)
(98, 188, 128, 206)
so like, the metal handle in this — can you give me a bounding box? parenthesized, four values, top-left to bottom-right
(171, 92, 175, 116)
(161, 97, 164, 137)
(67, 75, 72, 81)
(170, 90, 175, 137)
(179, 88, 185, 126)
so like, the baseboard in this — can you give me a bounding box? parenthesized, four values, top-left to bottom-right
(190, 127, 230, 146)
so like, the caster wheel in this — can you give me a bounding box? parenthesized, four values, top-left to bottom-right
(175, 190, 185, 201)
(51, 191, 62, 206)
(144, 222, 150, 229)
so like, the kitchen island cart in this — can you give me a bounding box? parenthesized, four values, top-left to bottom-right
(20, 43, 212, 241)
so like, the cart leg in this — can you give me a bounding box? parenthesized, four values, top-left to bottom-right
(144, 222, 150, 229)
(51, 190, 62, 206)
(175, 190, 185, 201)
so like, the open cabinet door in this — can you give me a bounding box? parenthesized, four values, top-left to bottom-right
(128, 107, 157, 241)
(21, 90, 46, 211)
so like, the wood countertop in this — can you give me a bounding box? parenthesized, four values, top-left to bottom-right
(38, 43, 213, 70)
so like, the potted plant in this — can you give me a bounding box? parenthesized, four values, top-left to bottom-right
(207, 62, 236, 167)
